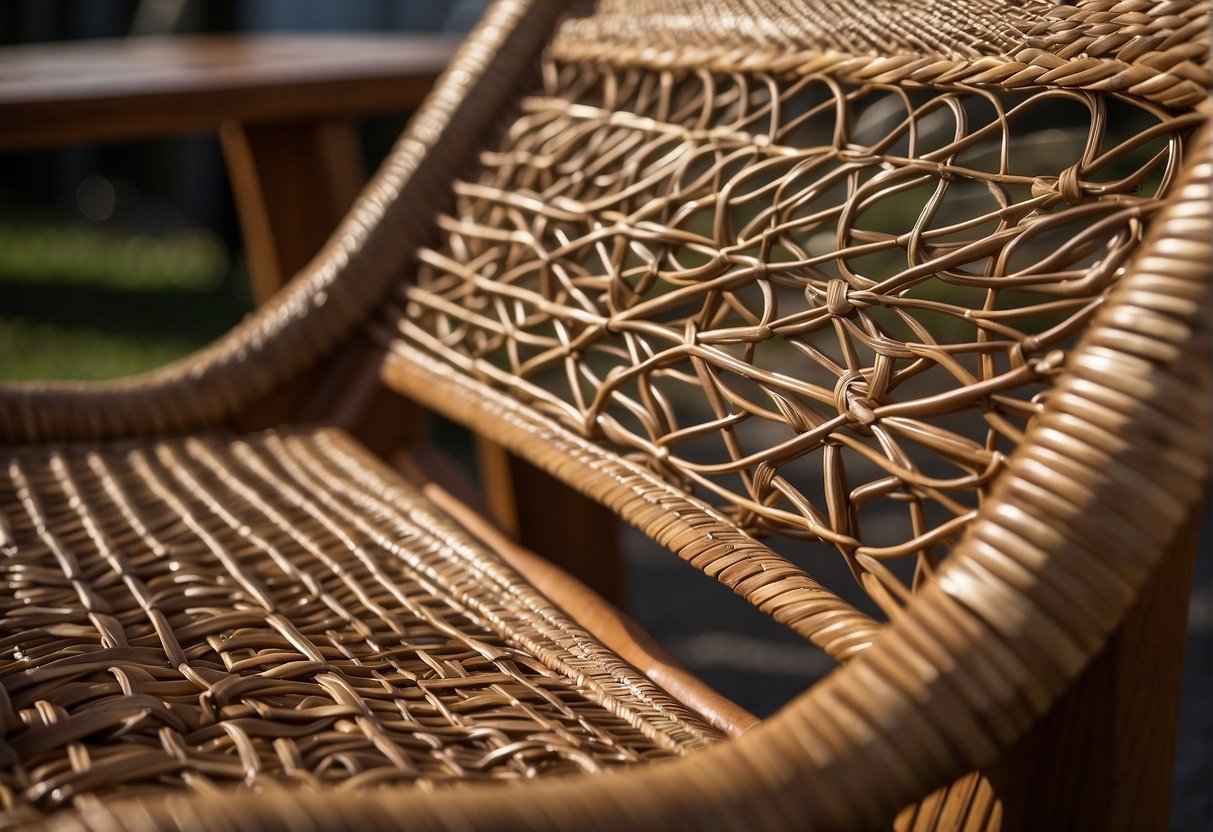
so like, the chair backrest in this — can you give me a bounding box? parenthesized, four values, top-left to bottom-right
(381, 0, 1208, 648)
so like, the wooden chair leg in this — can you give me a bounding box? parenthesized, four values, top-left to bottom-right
(476, 438, 627, 608)
(982, 497, 1204, 831)
(220, 118, 365, 303)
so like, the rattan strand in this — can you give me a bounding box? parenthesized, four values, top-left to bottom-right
(379, 343, 882, 661)
(0, 428, 718, 826)
(553, 0, 1212, 107)
(387, 50, 1198, 621)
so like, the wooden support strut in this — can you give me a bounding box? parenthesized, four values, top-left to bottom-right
(477, 437, 628, 609)
(219, 119, 365, 304)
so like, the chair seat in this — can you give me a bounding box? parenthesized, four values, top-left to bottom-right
(0, 428, 719, 826)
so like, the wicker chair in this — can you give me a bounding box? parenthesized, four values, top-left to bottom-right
(2, 1, 1209, 829)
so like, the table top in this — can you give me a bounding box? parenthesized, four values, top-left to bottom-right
(0, 34, 461, 150)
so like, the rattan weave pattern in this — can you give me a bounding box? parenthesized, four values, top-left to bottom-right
(0, 428, 717, 826)
(30, 142, 1209, 832)
(389, 53, 1199, 620)
(553, 0, 1212, 107)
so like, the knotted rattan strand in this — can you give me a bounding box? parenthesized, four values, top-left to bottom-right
(389, 42, 1199, 627)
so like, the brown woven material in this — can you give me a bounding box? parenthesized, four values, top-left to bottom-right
(553, 0, 1212, 107)
(0, 428, 717, 826)
(386, 43, 1200, 625)
(58, 117, 1207, 832)
(0, 0, 1209, 829)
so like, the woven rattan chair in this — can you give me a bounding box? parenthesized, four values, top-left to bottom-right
(2, 1, 1209, 829)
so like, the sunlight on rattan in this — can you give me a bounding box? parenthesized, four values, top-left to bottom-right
(392, 58, 1198, 619)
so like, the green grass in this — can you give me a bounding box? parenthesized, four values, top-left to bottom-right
(0, 223, 228, 292)
(0, 220, 250, 382)
(0, 318, 196, 380)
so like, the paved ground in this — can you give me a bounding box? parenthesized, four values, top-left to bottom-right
(624, 509, 1212, 829)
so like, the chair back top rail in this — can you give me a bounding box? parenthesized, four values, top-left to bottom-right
(555, 0, 1210, 108)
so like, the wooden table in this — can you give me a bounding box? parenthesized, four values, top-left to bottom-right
(0, 35, 459, 301)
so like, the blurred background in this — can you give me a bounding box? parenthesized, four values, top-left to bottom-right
(0, 2, 1207, 828)
(0, 0, 486, 379)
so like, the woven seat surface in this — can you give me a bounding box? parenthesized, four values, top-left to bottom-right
(0, 428, 718, 826)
